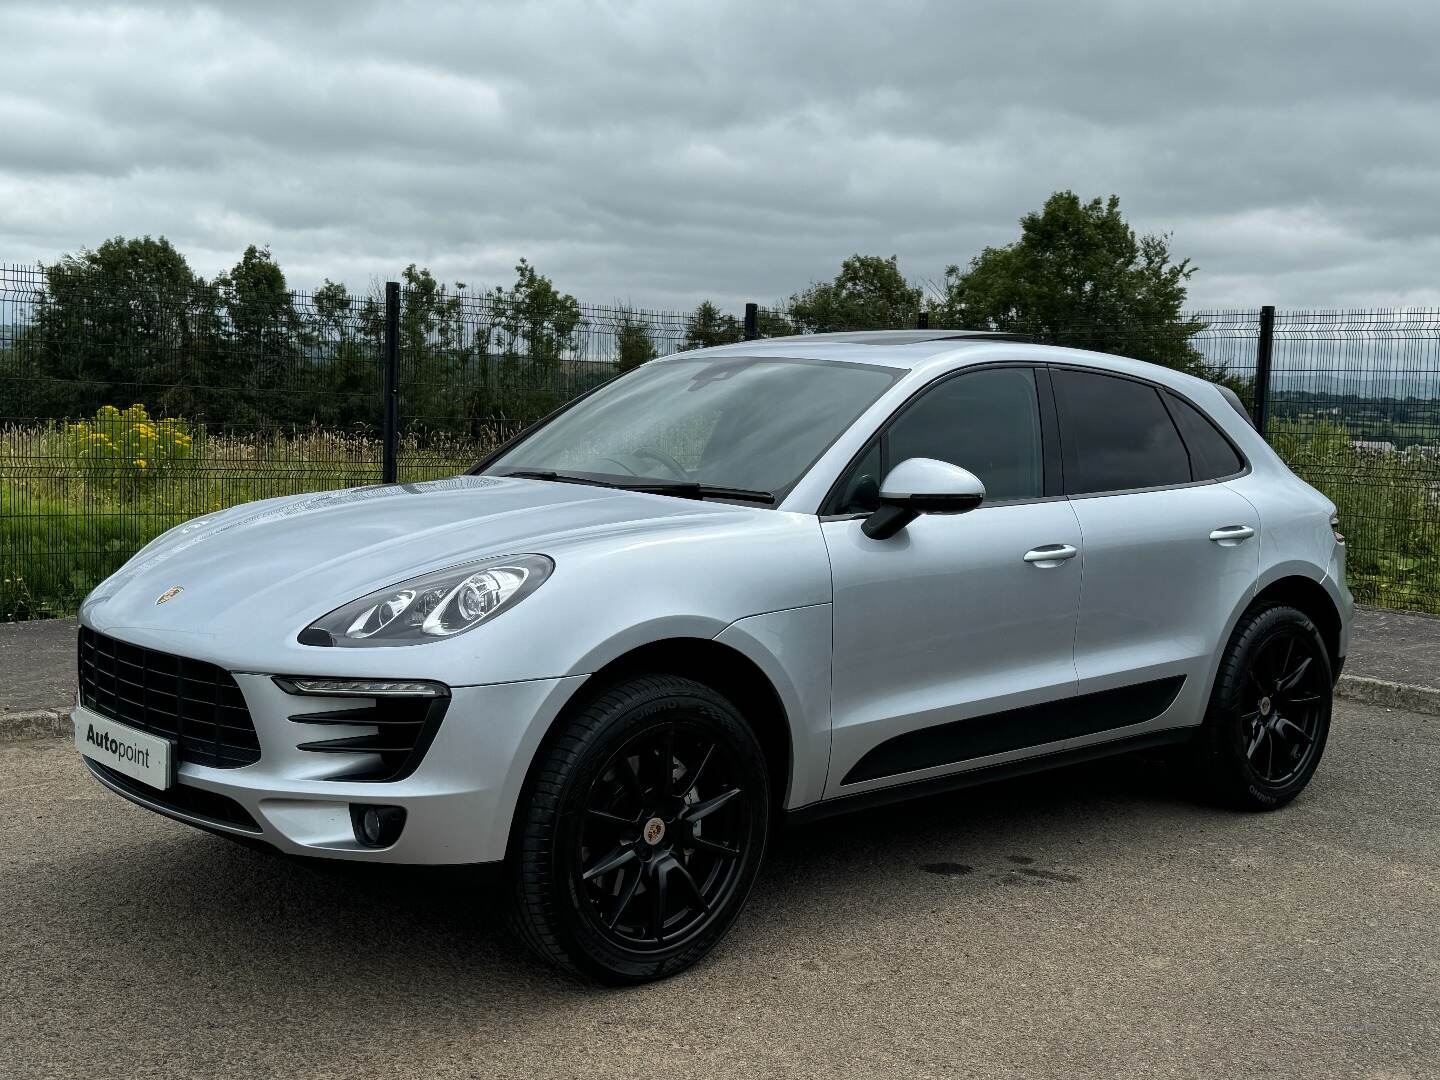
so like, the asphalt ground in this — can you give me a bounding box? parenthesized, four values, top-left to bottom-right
(2, 700, 1436, 1079)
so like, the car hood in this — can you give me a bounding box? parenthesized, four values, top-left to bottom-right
(82, 475, 775, 638)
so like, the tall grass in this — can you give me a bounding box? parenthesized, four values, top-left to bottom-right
(1, 423, 497, 620)
(4, 416, 1438, 619)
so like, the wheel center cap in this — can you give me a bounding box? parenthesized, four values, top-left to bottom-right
(1259, 695, 1273, 717)
(642, 817, 666, 846)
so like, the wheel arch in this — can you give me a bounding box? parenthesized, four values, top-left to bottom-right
(507, 637, 795, 847)
(1201, 565, 1345, 711)
(1251, 574, 1344, 674)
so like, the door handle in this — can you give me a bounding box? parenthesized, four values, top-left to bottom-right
(1209, 525, 1255, 544)
(1023, 543, 1078, 566)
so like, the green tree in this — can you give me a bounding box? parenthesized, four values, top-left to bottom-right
(218, 246, 296, 358)
(7, 236, 222, 421)
(490, 260, 581, 363)
(302, 278, 377, 432)
(615, 308, 658, 372)
(788, 254, 923, 333)
(388, 264, 480, 439)
(215, 245, 300, 424)
(682, 300, 742, 349)
(936, 192, 1218, 379)
(488, 259, 583, 419)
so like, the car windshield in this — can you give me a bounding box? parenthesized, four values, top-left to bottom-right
(482, 355, 902, 503)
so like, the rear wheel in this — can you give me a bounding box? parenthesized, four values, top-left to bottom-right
(507, 674, 770, 983)
(1190, 603, 1333, 810)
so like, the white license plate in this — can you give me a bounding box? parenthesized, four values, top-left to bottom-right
(74, 706, 174, 791)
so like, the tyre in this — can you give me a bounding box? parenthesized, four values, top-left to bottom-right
(1190, 603, 1333, 810)
(506, 674, 771, 984)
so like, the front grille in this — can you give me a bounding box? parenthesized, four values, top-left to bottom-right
(78, 627, 261, 769)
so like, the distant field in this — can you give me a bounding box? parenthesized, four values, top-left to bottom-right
(3, 418, 1439, 619)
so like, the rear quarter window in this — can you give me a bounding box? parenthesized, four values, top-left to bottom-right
(1164, 391, 1246, 480)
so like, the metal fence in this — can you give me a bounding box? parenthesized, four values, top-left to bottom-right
(1256, 309, 1440, 613)
(2, 263, 1438, 619)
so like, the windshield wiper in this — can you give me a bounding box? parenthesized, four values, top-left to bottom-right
(612, 481, 776, 505)
(500, 469, 774, 505)
(497, 469, 624, 489)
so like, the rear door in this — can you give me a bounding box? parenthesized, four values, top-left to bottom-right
(1051, 367, 1259, 731)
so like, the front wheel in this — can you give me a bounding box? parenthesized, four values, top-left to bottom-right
(1190, 603, 1333, 810)
(507, 674, 770, 983)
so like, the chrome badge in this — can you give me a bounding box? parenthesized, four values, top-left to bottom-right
(155, 586, 184, 605)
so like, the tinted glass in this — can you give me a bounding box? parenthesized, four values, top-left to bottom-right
(1165, 391, 1245, 480)
(833, 440, 883, 514)
(1052, 369, 1190, 494)
(885, 367, 1044, 502)
(486, 356, 900, 499)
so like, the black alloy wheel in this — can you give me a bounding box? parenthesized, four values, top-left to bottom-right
(1192, 603, 1334, 810)
(1237, 627, 1327, 785)
(576, 722, 752, 949)
(507, 674, 770, 983)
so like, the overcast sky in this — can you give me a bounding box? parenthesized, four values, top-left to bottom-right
(2, 0, 1437, 312)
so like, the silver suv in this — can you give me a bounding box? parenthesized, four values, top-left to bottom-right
(73, 330, 1351, 983)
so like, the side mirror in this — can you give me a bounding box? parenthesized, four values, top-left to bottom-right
(861, 457, 985, 540)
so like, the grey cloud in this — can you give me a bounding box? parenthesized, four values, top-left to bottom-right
(0, 0, 1437, 310)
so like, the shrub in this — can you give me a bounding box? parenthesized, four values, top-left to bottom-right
(0, 481, 192, 619)
(66, 404, 196, 485)
(1270, 417, 1440, 612)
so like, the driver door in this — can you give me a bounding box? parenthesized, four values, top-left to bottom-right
(821, 365, 1083, 797)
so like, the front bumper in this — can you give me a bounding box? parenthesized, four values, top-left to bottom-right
(76, 671, 586, 865)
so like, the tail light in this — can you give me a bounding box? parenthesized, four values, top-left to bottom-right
(1330, 514, 1344, 544)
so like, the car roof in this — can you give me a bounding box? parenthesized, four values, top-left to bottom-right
(756, 329, 1028, 347)
(667, 330, 1028, 370)
(666, 330, 1238, 411)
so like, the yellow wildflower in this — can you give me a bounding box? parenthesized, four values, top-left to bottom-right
(135, 459, 147, 469)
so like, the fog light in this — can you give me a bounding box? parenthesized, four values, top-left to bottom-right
(351, 804, 406, 848)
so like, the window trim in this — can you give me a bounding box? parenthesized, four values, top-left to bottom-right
(819, 361, 1059, 517)
(820, 360, 1253, 518)
(1047, 364, 1251, 501)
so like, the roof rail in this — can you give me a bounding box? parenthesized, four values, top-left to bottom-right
(755, 329, 1030, 346)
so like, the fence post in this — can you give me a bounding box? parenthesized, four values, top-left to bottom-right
(382, 281, 400, 484)
(916, 311, 929, 330)
(743, 302, 758, 340)
(1252, 304, 1275, 437)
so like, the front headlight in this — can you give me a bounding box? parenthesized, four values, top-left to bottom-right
(301, 554, 553, 647)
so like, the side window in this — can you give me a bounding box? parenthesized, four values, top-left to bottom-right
(827, 367, 1045, 514)
(1165, 391, 1245, 480)
(1052, 369, 1190, 494)
(886, 367, 1045, 503)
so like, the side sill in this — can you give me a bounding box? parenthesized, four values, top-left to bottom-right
(842, 674, 1184, 785)
(786, 728, 1195, 827)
